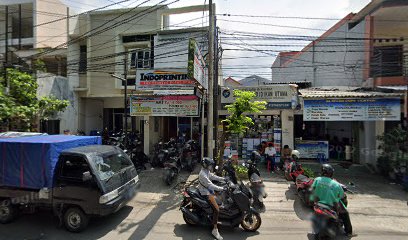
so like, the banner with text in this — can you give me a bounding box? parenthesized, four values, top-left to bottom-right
(130, 95, 199, 117)
(135, 69, 195, 90)
(303, 98, 401, 121)
(221, 85, 297, 109)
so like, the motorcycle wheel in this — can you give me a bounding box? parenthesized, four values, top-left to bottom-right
(182, 213, 197, 226)
(240, 212, 262, 232)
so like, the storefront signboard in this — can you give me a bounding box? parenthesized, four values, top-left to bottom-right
(130, 96, 199, 117)
(295, 140, 329, 159)
(135, 69, 195, 90)
(188, 38, 208, 89)
(221, 85, 297, 109)
(303, 98, 401, 121)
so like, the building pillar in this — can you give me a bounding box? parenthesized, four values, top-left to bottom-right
(143, 115, 150, 156)
(281, 110, 294, 149)
(375, 120, 385, 164)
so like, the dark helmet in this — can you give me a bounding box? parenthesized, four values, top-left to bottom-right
(321, 164, 334, 178)
(250, 151, 261, 162)
(201, 157, 215, 169)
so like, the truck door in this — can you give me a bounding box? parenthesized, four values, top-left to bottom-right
(53, 155, 100, 214)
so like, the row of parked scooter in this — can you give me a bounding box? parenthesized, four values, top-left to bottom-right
(151, 138, 200, 185)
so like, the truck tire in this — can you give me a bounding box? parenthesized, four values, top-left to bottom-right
(63, 207, 89, 233)
(0, 200, 18, 224)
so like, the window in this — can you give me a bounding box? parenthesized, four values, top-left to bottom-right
(370, 45, 403, 77)
(79, 45, 87, 73)
(60, 156, 90, 180)
(129, 49, 151, 69)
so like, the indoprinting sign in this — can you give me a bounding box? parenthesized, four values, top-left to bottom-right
(303, 98, 401, 121)
(130, 96, 199, 117)
(135, 70, 195, 90)
(221, 85, 297, 109)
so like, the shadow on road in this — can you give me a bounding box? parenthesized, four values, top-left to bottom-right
(173, 223, 260, 240)
(128, 192, 181, 239)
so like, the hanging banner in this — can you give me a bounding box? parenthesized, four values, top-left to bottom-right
(221, 85, 298, 109)
(295, 140, 329, 159)
(130, 95, 199, 117)
(188, 38, 208, 89)
(303, 98, 401, 121)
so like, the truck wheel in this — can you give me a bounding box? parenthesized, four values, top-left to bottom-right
(0, 200, 17, 224)
(63, 207, 89, 233)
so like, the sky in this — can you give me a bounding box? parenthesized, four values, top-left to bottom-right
(62, 0, 372, 80)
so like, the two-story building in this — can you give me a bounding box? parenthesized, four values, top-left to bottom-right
(271, 0, 407, 166)
(0, 0, 71, 133)
(69, 4, 210, 154)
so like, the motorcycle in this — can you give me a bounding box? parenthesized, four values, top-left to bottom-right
(180, 181, 262, 232)
(296, 175, 350, 208)
(180, 143, 195, 171)
(163, 155, 181, 185)
(131, 140, 150, 173)
(284, 158, 304, 182)
(222, 157, 238, 184)
(246, 160, 267, 213)
(312, 186, 351, 240)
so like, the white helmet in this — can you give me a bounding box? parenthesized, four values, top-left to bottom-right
(292, 150, 300, 159)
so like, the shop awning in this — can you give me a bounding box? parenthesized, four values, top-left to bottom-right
(376, 86, 408, 91)
(300, 88, 403, 98)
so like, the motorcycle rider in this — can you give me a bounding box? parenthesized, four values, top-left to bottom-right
(311, 164, 354, 237)
(198, 157, 226, 240)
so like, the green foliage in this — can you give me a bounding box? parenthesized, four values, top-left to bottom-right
(302, 166, 315, 178)
(233, 164, 248, 180)
(377, 126, 408, 173)
(33, 59, 47, 72)
(39, 96, 69, 120)
(223, 90, 266, 134)
(0, 68, 69, 131)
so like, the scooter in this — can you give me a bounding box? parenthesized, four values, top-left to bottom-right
(246, 160, 267, 213)
(312, 189, 350, 240)
(297, 175, 350, 208)
(180, 143, 195, 171)
(163, 156, 181, 185)
(180, 181, 262, 232)
(131, 141, 149, 173)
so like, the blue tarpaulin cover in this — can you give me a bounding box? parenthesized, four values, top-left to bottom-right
(0, 135, 101, 189)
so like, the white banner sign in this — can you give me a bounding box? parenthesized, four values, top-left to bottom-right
(130, 96, 199, 117)
(303, 98, 401, 121)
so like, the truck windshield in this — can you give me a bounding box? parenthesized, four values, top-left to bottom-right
(94, 152, 133, 181)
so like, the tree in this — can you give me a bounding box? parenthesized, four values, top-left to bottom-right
(0, 68, 69, 131)
(216, 90, 266, 164)
(377, 126, 408, 181)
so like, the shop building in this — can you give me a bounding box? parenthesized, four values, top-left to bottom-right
(218, 84, 299, 159)
(295, 88, 403, 165)
(68, 5, 211, 154)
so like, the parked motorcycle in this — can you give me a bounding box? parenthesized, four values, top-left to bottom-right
(131, 140, 149, 173)
(180, 181, 262, 232)
(163, 156, 181, 185)
(245, 158, 267, 213)
(180, 143, 195, 171)
(222, 156, 238, 184)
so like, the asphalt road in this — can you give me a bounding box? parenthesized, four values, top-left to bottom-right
(0, 166, 407, 240)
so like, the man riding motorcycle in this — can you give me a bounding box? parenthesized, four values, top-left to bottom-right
(198, 157, 227, 240)
(311, 164, 354, 237)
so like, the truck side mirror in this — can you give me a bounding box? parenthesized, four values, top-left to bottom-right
(82, 171, 92, 182)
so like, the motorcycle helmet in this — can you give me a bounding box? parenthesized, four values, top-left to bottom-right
(292, 150, 300, 159)
(321, 164, 334, 178)
(201, 157, 215, 169)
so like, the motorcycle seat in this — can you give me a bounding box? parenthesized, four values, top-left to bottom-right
(187, 188, 223, 205)
(296, 174, 310, 183)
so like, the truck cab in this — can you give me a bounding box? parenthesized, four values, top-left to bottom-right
(0, 145, 139, 232)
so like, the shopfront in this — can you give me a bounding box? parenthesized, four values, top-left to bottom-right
(295, 89, 403, 164)
(219, 84, 299, 160)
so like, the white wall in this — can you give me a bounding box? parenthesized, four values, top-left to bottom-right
(272, 18, 366, 87)
(281, 110, 294, 149)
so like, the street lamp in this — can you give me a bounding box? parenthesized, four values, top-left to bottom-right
(111, 73, 128, 149)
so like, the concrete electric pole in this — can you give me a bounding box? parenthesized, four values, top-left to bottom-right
(207, 0, 215, 158)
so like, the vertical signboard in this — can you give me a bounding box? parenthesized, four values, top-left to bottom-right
(188, 38, 208, 89)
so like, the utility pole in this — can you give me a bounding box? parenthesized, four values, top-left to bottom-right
(207, 0, 215, 158)
(4, 6, 9, 93)
(123, 51, 129, 148)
